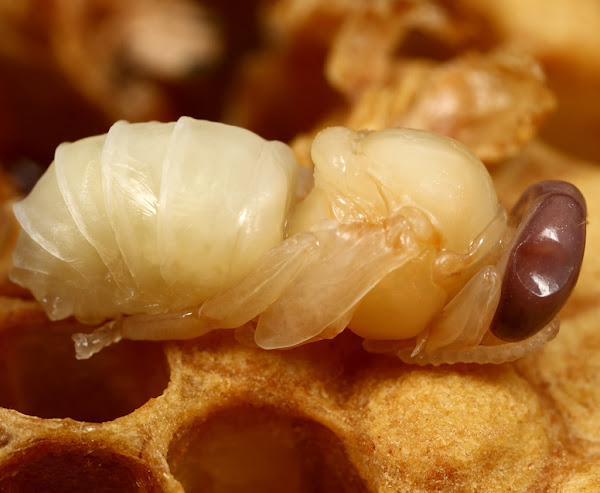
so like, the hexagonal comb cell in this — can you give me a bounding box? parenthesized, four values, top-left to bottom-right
(167, 406, 368, 493)
(0, 319, 170, 422)
(0, 443, 162, 492)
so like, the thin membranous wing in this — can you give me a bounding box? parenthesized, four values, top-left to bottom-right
(199, 230, 322, 327)
(254, 213, 423, 349)
(424, 265, 502, 353)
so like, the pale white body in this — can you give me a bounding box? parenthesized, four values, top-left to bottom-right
(10, 119, 559, 363)
(11, 118, 297, 322)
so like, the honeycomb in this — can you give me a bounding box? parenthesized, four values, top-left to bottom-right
(2, 1, 600, 492)
(2, 140, 600, 492)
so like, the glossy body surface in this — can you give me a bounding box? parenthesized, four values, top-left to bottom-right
(492, 181, 586, 341)
(9, 120, 586, 364)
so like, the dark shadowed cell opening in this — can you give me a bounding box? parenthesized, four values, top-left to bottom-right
(167, 405, 369, 493)
(0, 320, 170, 422)
(0, 443, 163, 493)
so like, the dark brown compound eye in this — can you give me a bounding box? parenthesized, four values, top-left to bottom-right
(490, 180, 586, 342)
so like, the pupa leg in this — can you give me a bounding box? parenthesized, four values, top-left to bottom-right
(254, 212, 423, 349)
(199, 231, 322, 328)
(422, 265, 502, 354)
(72, 308, 214, 359)
(73, 211, 422, 358)
(72, 231, 325, 359)
(393, 263, 561, 366)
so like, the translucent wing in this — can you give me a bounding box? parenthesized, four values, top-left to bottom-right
(424, 265, 501, 353)
(254, 214, 422, 349)
(200, 231, 322, 327)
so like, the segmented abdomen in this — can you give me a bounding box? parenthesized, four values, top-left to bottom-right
(11, 117, 298, 323)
